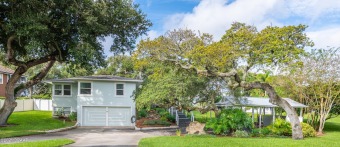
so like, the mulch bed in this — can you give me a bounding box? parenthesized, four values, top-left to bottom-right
(136, 118, 176, 128)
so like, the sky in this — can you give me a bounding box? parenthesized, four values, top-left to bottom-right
(104, 0, 340, 56)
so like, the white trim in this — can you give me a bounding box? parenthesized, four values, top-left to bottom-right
(115, 83, 125, 97)
(53, 84, 72, 97)
(0, 73, 3, 84)
(78, 81, 93, 96)
(69, 78, 143, 82)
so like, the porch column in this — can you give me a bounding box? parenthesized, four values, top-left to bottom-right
(272, 107, 276, 122)
(259, 107, 262, 128)
(252, 107, 254, 123)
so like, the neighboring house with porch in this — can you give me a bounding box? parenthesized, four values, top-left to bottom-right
(216, 96, 308, 128)
(47, 75, 142, 127)
(0, 65, 27, 97)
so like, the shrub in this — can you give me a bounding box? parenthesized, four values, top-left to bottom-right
(166, 114, 176, 123)
(301, 122, 316, 137)
(176, 129, 181, 136)
(68, 112, 77, 122)
(143, 120, 171, 126)
(266, 118, 291, 136)
(159, 111, 169, 117)
(233, 130, 249, 138)
(160, 116, 167, 121)
(250, 128, 271, 137)
(138, 109, 148, 118)
(155, 108, 167, 114)
(205, 109, 253, 135)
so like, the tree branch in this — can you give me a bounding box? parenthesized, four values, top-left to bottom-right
(15, 60, 56, 97)
(6, 35, 25, 66)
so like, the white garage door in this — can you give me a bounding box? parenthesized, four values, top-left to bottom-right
(82, 106, 131, 126)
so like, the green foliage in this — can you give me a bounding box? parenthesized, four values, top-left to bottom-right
(176, 129, 181, 136)
(134, 64, 208, 109)
(96, 55, 137, 78)
(233, 130, 249, 138)
(68, 112, 77, 122)
(143, 120, 171, 126)
(250, 128, 271, 137)
(138, 109, 148, 118)
(166, 114, 176, 123)
(301, 122, 316, 137)
(266, 118, 292, 136)
(205, 109, 253, 135)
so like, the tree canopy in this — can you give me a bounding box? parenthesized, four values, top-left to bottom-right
(134, 23, 313, 139)
(0, 0, 151, 125)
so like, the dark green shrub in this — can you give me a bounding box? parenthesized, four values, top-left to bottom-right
(260, 127, 271, 136)
(159, 111, 169, 117)
(301, 122, 316, 137)
(250, 128, 271, 137)
(266, 118, 291, 136)
(233, 130, 249, 138)
(143, 120, 171, 126)
(138, 109, 148, 118)
(166, 114, 176, 123)
(155, 108, 167, 114)
(205, 109, 253, 135)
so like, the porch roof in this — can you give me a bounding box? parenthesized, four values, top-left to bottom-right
(215, 96, 308, 108)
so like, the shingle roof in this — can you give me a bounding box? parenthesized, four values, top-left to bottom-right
(0, 64, 15, 74)
(216, 96, 308, 108)
(46, 75, 143, 83)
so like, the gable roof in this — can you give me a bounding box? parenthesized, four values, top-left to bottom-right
(0, 64, 15, 74)
(47, 75, 143, 83)
(216, 96, 308, 108)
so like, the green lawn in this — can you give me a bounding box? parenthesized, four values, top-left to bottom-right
(0, 111, 75, 138)
(139, 116, 340, 147)
(191, 111, 215, 123)
(1, 138, 74, 147)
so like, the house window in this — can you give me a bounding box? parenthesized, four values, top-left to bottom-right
(116, 84, 124, 96)
(54, 85, 63, 95)
(54, 84, 72, 96)
(80, 82, 91, 95)
(0, 74, 3, 84)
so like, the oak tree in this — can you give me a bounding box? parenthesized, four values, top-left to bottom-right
(134, 23, 313, 139)
(0, 0, 151, 125)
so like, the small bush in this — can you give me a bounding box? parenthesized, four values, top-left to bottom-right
(233, 130, 249, 138)
(159, 111, 169, 117)
(160, 116, 167, 121)
(68, 112, 77, 121)
(143, 120, 171, 126)
(250, 128, 271, 137)
(301, 122, 316, 137)
(266, 118, 291, 136)
(166, 114, 176, 123)
(155, 108, 166, 114)
(205, 109, 253, 135)
(138, 109, 148, 118)
(176, 129, 181, 136)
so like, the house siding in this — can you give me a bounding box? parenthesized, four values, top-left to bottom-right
(52, 83, 78, 112)
(76, 81, 136, 126)
(0, 74, 8, 97)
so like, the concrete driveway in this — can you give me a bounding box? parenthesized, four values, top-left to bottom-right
(0, 127, 175, 146)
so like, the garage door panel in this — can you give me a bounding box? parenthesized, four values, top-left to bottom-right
(83, 106, 131, 126)
(108, 108, 130, 126)
(83, 107, 106, 126)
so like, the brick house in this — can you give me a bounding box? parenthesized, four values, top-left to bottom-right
(0, 65, 27, 97)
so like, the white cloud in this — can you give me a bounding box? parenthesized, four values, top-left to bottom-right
(307, 28, 340, 49)
(160, 0, 340, 48)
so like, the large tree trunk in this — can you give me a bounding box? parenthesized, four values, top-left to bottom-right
(0, 68, 25, 125)
(0, 61, 55, 125)
(244, 82, 304, 140)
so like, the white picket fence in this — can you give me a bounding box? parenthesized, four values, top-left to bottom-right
(0, 99, 52, 111)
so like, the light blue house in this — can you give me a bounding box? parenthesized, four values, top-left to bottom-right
(48, 75, 142, 127)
